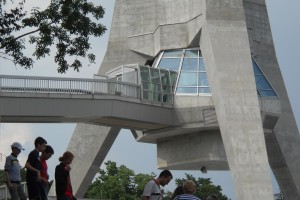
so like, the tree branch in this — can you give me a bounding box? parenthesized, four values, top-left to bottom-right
(14, 28, 40, 40)
(0, 54, 14, 62)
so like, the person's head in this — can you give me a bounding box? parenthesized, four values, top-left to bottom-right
(34, 137, 47, 152)
(183, 180, 196, 194)
(206, 194, 218, 200)
(11, 142, 24, 155)
(41, 145, 54, 160)
(157, 170, 173, 186)
(170, 185, 184, 200)
(59, 151, 74, 165)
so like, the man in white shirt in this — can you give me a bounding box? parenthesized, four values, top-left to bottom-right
(142, 170, 173, 200)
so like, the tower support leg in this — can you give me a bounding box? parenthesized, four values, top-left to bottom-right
(66, 124, 121, 197)
(201, 2, 274, 198)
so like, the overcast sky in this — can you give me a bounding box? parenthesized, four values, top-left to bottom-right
(1, 1, 300, 199)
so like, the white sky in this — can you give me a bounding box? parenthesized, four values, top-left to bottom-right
(1, 1, 300, 199)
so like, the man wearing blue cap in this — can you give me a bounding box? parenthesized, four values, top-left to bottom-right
(4, 142, 26, 200)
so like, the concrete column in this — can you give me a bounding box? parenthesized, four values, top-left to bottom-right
(242, 1, 300, 199)
(66, 124, 121, 198)
(200, 1, 274, 199)
(265, 127, 300, 200)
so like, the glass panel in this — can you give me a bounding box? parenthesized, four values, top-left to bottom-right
(176, 87, 197, 93)
(198, 87, 211, 94)
(259, 90, 277, 97)
(123, 71, 137, 84)
(255, 75, 272, 90)
(158, 58, 181, 71)
(162, 50, 183, 57)
(163, 94, 172, 103)
(150, 68, 160, 83)
(198, 72, 209, 86)
(178, 72, 197, 86)
(252, 58, 277, 97)
(163, 85, 172, 93)
(151, 83, 161, 92)
(160, 70, 170, 85)
(252, 61, 262, 75)
(140, 66, 150, 81)
(181, 58, 198, 71)
(153, 92, 161, 101)
(199, 58, 206, 71)
(143, 91, 152, 100)
(142, 82, 151, 90)
(184, 50, 198, 57)
(170, 71, 178, 86)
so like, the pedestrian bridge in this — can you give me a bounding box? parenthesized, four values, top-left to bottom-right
(0, 74, 180, 130)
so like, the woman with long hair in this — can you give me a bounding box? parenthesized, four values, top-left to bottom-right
(55, 151, 76, 200)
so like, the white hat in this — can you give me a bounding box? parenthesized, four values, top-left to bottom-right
(11, 142, 25, 150)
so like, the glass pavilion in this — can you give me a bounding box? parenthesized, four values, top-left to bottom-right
(106, 48, 277, 104)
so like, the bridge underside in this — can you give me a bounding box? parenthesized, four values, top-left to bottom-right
(0, 93, 179, 130)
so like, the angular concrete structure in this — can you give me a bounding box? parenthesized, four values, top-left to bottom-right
(68, 1, 300, 199)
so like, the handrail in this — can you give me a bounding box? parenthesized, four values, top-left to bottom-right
(0, 75, 141, 99)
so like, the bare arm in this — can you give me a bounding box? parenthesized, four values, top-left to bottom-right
(41, 177, 48, 184)
(4, 171, 13, 189)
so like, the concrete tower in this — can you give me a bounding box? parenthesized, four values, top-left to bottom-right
(67, 1, 300, 199)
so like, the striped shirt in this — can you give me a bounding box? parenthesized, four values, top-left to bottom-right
(174, 194, 201, 200)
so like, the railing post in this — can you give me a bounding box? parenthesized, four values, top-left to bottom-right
(24, 78, 26, 92)
(92, 81, 94, 96)
(47, 79, 50, 93)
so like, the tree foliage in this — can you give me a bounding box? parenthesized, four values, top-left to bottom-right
(85, 161, 231, 200)
(0, 0, 106, 73)
(85, 161, 155, 200)
(274, 191, 284, 200)
(171, 173, 229, 200)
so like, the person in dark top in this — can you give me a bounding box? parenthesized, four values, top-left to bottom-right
(25, 137, 47, 200)
(170, 185, 184, 200)
(55, 151, 76, 200)
(40, 145, 54, 199)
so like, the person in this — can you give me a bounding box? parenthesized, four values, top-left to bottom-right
(40, 145, 54, 198)
(142, 169, 173, 200)
(170, 185, 184, 200)
(206, 194, 218, 200)
(25, 136, 47, 200)
(174, 180, 200, 200)
(4, 142, 27, 200)
(55, 151, 76, 200)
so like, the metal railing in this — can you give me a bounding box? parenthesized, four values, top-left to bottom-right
(0, 75, 141, 99)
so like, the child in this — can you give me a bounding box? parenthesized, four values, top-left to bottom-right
(25, 136, 47, 200)
(4, 142, 27, 200)
(55, 151, 76, 200)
